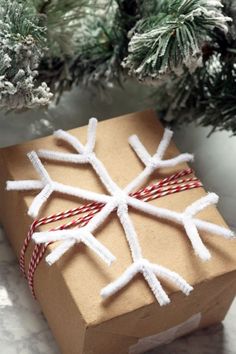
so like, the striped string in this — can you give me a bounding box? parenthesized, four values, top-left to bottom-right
(21, 168, 202, 297)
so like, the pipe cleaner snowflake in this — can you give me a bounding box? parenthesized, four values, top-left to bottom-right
(6, 118, 234, 306)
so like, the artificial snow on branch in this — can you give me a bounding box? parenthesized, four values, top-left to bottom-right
(7, 117, 234, 305)
(0, 0, 53, 109)
(1, 1, 236, 134)
(123, 0, 232, 79)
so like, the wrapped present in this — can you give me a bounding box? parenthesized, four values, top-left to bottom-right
(0, 110, 236, 354)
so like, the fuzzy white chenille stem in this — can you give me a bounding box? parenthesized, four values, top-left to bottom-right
(6, 118, 234, 305)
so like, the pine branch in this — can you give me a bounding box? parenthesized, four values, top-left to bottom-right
(35, 0, 89, 57)
(33, 0, 52, 14)
(0, 0, 236, 135)
(0, 0, 52, 110)
(155, 52, 236, 134)
(39, 0, 139, 97)
(123, 0, 232, 80)
(150, 1, 236, 134)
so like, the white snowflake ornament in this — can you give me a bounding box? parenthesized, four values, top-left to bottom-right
(7, 118, 234, 306)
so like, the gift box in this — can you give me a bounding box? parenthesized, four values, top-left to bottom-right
(0, 110, 236, 354)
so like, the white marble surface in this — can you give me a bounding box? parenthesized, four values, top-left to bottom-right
(0, 83, 236, 353)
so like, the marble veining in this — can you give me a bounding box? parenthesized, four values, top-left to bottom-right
(0, 229, 60, 354)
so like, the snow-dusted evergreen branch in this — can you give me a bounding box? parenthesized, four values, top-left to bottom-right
(1, 0, 236, 135)
(7, 117, 234, 305)
(123, 0, 232, 79)
(0, 0, 53, 110)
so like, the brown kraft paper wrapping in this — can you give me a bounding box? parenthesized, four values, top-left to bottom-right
(0, 110, 236, 354)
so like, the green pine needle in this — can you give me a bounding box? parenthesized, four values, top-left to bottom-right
(123, 0, 231, 79)
(0, 0, 236, 135)
(0, 0, 52, 110)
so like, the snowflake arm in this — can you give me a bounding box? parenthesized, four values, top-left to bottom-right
(38, 119, 122, 196)
(124, 129, 194, 194)
(7, 180, 44, 190)
(117, 204, 142, 261)
(19, 198, 116, 266)
(32, 199, 117, 265)
(127, 193, 234, 261)
(7, 151, 54, 217)
(33, 228, 116, 266)
(85, 116, 97, 152)
(101, 259, 193, 306)
(6, 150, 112, 218)
(128, 134, 151, 165)
(54, 128, 86, 154)
(127, 195, 233, 239)
(37, 150, 89, 164)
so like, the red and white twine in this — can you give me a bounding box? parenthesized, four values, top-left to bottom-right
(21, 168, 202, 297)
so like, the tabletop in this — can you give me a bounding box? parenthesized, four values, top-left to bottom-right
(0, 81, 235, 354)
